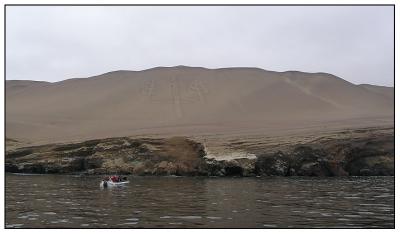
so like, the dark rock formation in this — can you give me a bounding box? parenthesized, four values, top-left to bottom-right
(343, 135, 394, 176)
(255, 131, 394, 176)
(202, 158, 256, 176)
(255, 151, 289, 176)
(5, 128, 394, 176)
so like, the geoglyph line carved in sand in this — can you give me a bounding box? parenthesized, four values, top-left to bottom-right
(170, 76, 183, 118)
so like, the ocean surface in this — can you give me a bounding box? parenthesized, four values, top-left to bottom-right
(5, 174, 394, 228)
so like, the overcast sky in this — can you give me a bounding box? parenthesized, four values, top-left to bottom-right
(6, 6, 394, 86)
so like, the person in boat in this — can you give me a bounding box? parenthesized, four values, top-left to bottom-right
(111, 175, 118, 182)
(108, 175, 127, 183)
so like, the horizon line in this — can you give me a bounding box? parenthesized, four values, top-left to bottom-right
(5, 65, 394, 88)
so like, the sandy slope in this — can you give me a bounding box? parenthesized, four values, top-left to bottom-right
(6, 66, 393, 145)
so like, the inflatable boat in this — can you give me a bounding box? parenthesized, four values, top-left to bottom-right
(100, 178, 129, 188)
(100, 180, 129, 188)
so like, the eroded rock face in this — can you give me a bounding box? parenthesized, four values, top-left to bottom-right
(343, 136, 394, 176)
(5, 128, 394, 176)
(255, 133, 394, 176)
(5, 137, 208, 176)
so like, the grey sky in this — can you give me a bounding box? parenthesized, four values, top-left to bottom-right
(6, 6, 394, 86)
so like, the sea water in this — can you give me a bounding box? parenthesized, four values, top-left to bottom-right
(5, 174, 394, 228)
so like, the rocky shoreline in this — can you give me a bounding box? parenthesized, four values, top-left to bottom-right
(5, 127, 394, 176)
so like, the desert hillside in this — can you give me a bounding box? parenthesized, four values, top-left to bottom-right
(6, 66, 393, 145)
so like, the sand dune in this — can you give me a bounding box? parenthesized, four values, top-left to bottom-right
(6, 66, 393, 145)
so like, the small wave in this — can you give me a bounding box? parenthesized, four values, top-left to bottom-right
(6, 223, 24, 228)
(320, 213, 332, 217)
(343, 215, 362, 218)
(12, 173, 45, 176)
(43, 212, 56, 215)
(178, 216, 202, 219)
(206, 216, 222, 220)
(374, 194, 393, 198)
(263, 224, 277, 228)
(357, 211, 374, 215)
(256, 200, 268, 203)
(360, 203, 388, 206)
(307, 211, 319, 214)
(118, 222, 138, 225)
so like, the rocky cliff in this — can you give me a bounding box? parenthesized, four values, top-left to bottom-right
(5, 127, 394, 176)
